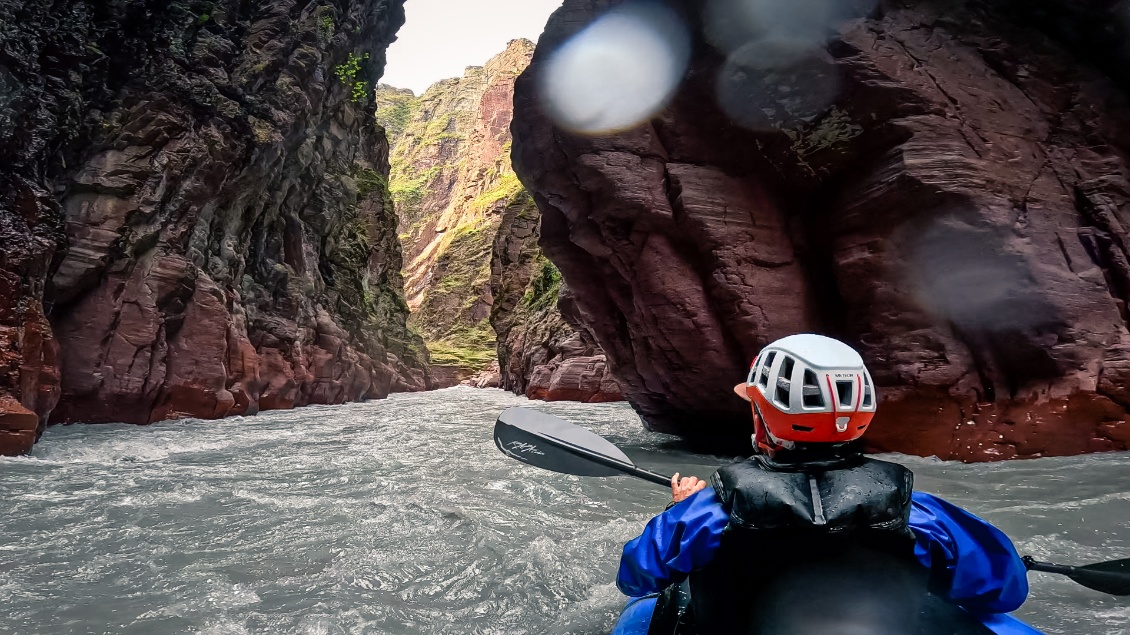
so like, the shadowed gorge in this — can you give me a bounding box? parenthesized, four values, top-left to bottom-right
(378, 40, 535, 381)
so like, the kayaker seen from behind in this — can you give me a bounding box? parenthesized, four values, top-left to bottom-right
(612, 333, 1042, 635)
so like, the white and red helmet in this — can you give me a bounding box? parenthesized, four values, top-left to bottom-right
(735, 334, 876, 449)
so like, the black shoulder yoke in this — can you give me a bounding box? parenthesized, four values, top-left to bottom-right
(709, 457, 914, 535)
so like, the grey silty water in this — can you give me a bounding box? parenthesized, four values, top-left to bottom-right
(1, 388, 1128, 635)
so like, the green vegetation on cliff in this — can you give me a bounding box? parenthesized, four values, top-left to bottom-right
(377, 40, 535, 378)
(426, 321, 496, 370)
(408, 217, 497, 371)
(375, 84, 418, 139)
(470, 172, 523, 215)
(389, 165, 441, 216)
(335, 52, 371, 104)
(521, 254, 562, 312)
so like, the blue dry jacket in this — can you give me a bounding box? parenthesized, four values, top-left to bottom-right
(616, 489, 1040, 635)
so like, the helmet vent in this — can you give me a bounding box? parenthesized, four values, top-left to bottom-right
(862, 374, 873, 408)
(775, 377, 791, 407)
(792, 424, 814, 432)
(836, 380, 854, 408)
(775, 356, 795, 406)
(759, 352, 776, 388)
(801, 370, 823, 408)
(781, 355, 795, 379)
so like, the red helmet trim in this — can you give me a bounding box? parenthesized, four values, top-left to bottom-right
(749, 378, 874, 444)
(826, 375, 837, 418)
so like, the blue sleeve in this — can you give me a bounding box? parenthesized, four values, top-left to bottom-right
(616, 487, 729, 597)
(909, 491, 1029, 614)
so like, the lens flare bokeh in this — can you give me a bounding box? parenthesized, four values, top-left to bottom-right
(538, 3, 691, 135)
(705, 0, 877, 130)
(904, 217, 1056, 332)
(716, 38, 841, 130)
(704, 0, 836, 53)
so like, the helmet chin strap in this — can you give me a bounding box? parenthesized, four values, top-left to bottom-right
(751, 404, 794, 457)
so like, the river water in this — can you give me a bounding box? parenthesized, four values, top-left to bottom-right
(1, 388, 1128, 635)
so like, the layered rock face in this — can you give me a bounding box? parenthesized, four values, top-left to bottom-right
(513, 0, 1130, 460)
(379, 39, 620, 401)
(489, 192, 621, 402)
(0, 0, 424, 455)
(377, 39, 535, 380)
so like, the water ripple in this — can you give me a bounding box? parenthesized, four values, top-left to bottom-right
(1, 388, 1128, 634)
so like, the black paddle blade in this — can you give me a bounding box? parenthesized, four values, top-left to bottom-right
(1071, 559, 1130, 596)
(1025, 556, 1130, 596)
(494, 407, 635, 478)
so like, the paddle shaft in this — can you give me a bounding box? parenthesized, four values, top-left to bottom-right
(1025, 560, 1081, 577)
(1023, 556, 1130, 595)
(557, 440, 672, 486)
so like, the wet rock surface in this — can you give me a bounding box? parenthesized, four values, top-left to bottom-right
(460, 360, 501, 389)
(512, 0, 1130, 460)
(0, 0, 424, 454)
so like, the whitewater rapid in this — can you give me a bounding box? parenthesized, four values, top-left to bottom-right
(2, 388, 1128, 634)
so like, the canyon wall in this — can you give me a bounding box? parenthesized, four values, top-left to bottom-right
(512, 0, 1130, 460)
(377, 40, 534, 381)
(0, 0, 425, 455)
(379, 39, 620, 400)
(489, 191, 621, 402)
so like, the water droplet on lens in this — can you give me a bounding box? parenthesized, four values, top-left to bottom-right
(539, 3, 691, 135)
(704, 0, 835, 52)
(715, 38, 841, 130)
(904, 215, 1054, 331)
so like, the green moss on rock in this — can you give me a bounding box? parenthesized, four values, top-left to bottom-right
(426, 321, 496, 370)
(521, 254, 562, 312)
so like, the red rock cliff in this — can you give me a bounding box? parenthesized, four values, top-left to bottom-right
(512, 0, 1130, 460)
(376, 40, 621, 402)
(0, 0, 426, 456)
(488, 192, 622, 403)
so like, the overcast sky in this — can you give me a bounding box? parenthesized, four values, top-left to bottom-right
(381, 0, 562, 95)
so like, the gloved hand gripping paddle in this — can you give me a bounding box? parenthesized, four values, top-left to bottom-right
(494, 407, 1130, 597)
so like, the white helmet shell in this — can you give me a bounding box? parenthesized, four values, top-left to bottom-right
(744, 334, 877, 442)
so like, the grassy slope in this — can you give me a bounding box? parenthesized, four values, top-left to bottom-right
(375, 40, 534, 373)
